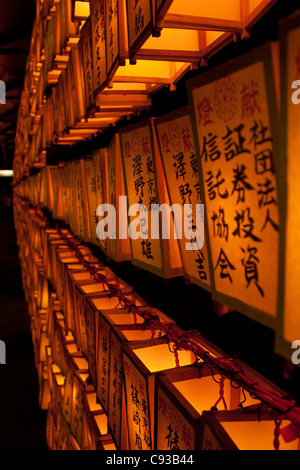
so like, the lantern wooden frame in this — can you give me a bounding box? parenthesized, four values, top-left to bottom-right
(121, 329, 199, 450)
(61, 353, 89, 426)
(119, 118, 183, 279)
(200, 404, 300, 450)
(276, 10, 300, 361)
(93, 306, 174, 449)
(73, 276, 133, 352)
(81, 391, 108, 450)
(84, 294, 148, 392)
(187, 42, 280, 329)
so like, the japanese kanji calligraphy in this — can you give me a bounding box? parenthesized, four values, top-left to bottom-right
(276, 15, 300, 359)
(90, 0, 107, 93)
(154, 109, 211, 290)
(188, 45, 279, 323)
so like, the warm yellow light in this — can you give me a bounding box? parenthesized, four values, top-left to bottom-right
(173, 376, 234, 414)
(134, 343, 195, 373)
(74, 1, 90, 19)
(221, 420, 299, 450)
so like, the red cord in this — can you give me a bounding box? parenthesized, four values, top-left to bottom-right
(54, 224, 300, 434)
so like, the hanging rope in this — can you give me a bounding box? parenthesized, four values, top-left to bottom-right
(211, 376, 228, 411)
(273, 418, 283, 450)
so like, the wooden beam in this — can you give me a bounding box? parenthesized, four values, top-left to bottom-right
(160, 14, 243, 33)
(135, 48, 202, 63)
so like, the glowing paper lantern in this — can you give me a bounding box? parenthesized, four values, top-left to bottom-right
(187, 43, 280, 328)
(154, 344, 290, 450)
(124, 0, 201, 83)
(119, 119, 183, 278)
(122, 330, 198, 450)
(39, 362, 51, 410)
(81, 392, 108, 450)
(105, 134, 132, 262)
(59, 0, 79, 49)
(154, 107, 211, 289)
(63, 263, 108, 332)
(46, 406, 56, 450)
(95, 307, 175, 449)
(55, 246, 99, 312)
(72, 0, 90, 21)
(151, 0, 278, 65)
(81, 154, 105, 246)
(56, 409, 81, 450)
(50, 368, 65, 424)
(70, 370, 94, 447)
(90, 0, 183, 113)
(61, 354, 89, 425)
(200, 405, 300, 450)
(85, 293, 148, 410)
(73, 276, 132, 353)
(51, 315, 78, 375)
(276, 11, 300, 360)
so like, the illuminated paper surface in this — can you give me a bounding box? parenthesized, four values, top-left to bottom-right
(154, 109, 211, 290)
(188, 45, 279, 325)
(126, 0, 153, 57)
(90, 0, 107, 93)
(276, 14, 300, 359)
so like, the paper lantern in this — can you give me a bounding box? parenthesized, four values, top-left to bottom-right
(154, 342, 291, 450)
(65, 265, 117, 335)
(81, 153, 106, 246)
(124, 0, 201, 83)
(88, 0, 174, 115)
(43, 228, 74, 283)
(105, 134, 132, 262)
(50, 368, 65, 424)
(43, 7, 63, 87)
(55, 245, 99, 312)
(122, 330, 199, 450)
(61, 38, 120, 137)
(61, 354, 89, 425)
(59, 0, 79, 49)
(70, 370, 95, 447)
(73, 276, 132, 353)
(62, 262, 104, 327)
(276, 11, 300, 360)
(35, 267, 50, 310)
(154, 107, 211, 290)
(46, 293, 60, 348)
(200, 405, 300, 450)
(149, 0, 278, 66)
(46, 346, 58, 394)
(81, 392, 108, 450)
(38, 362, 51, 410)
(46, 406, 56, 450)
(56, 408, 81, 450)
(51, 314, 78, 375)
(72, 0, 90, 21)
(39, 322, 50, 363)
(85, 293, 148, 409)
(187, 42, 280, 328)
(119, 119, 183, 278)
(95, 307, 175, 449)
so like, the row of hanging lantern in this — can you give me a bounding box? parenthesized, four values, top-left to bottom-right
(13, 0, 278, 180)
(12, 193, 300, 450)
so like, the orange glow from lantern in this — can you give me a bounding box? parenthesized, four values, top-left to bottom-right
(73, 1, 90, 20)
